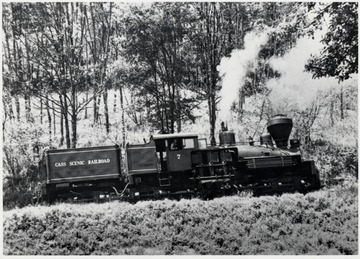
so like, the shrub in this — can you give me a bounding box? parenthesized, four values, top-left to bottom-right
(3, 188, 358, 255)
(302, 141, 358, 186)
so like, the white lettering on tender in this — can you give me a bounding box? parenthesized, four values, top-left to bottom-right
(88, 158, 111, 165)
(69, 160, 85, 166)
(55, 162, 67, 167)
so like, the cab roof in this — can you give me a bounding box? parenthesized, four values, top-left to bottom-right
(152, 133, 198, 140)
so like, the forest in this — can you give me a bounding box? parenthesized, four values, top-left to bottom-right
(2, 2, 358, 209)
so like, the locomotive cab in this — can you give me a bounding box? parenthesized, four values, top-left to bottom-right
(125, 133, 199, 198)
(152, 133, 199, 173)
(152, 133, 198, 191)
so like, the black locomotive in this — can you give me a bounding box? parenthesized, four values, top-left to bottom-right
(40, 115, 322, 202)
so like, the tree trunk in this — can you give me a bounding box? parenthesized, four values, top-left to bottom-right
(208, 93, 217, 146)
(103, 89, 110, 133)
(3, 97, 8, 142)
(60, 111, 64, 146)
(119, 84, 126, 179)
(71, 82, 77, 148)
(83, 95, 88, 119)
(97, 93, 101, 123)
(63, 94, 71, 148)
(176, 94, 181, 133)
(71, 112, 77, 148)
(24, 94, 31, 122)
(113, 91, 117, 113)
(93, 92, 97, 125)
(340, 85, 344, 120)
(85, 93, 88, 119)
(46, 96, 52, 147)
(9, 97, 14, 120)
(52, 102, 56, 135)
(15, 96, 20, 121)
(40, 96, 43, 124)
(120, 85, 125, 145)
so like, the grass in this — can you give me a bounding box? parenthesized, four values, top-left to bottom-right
(3, 186, 358, 255)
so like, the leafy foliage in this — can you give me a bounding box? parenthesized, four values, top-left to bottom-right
(3, 121, 46, 209)
(3, 188, 358, 255)
(303, 141, 358, 186)
(304, 2, 358, 81)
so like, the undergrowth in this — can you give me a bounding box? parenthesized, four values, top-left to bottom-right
(3, 186, 358, 255)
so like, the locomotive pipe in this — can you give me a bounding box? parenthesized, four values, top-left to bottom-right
(112, 182, 130, 197)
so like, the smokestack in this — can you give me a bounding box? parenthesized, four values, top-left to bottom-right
(219, 121, 235, 146)
(267, 114, 293, 149)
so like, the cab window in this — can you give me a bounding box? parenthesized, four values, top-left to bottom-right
(183, 138, 195, 149)
(168, 139, 182, 150)
(197, 139, 207, 149)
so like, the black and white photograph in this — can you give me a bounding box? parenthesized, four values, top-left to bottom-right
(2, 1, 358, 255)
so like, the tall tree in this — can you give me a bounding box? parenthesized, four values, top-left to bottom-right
(85, 3, 115, 129)
(189, 2, 255, 144)
(122, 3, 198, 133)
(2, 3, 33, 123)
(12, 2, 102, 148)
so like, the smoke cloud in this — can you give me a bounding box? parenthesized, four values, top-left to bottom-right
(267, 29, 357, 112)
(267, 32, 330, 110)
(217, 29, 270, 121)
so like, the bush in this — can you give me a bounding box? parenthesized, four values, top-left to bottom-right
(3, 121, 46, 210)
(3, 188, 358, 255)
(302, 141, 358, 186)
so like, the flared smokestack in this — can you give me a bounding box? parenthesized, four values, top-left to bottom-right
(267, 114, 293, 148)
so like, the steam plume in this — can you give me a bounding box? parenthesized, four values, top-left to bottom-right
(217, 29, 270, 121)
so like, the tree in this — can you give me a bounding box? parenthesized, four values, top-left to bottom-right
(189, 2, 256, 144)
(304, 2, 358, 81)
(122, 3, 199, 133)
(20, 3, 103, 148)
(85, 3, 115, 131)
(2, 3, 34, 123)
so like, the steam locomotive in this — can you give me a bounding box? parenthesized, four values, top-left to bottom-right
(40, 115, 321, 202)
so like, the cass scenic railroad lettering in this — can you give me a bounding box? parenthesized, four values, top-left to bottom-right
(54, 162, 66, 167)
(54, 159, 111, 167)
(69, 160, 85, 166)
(88, 159, 111, 164)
